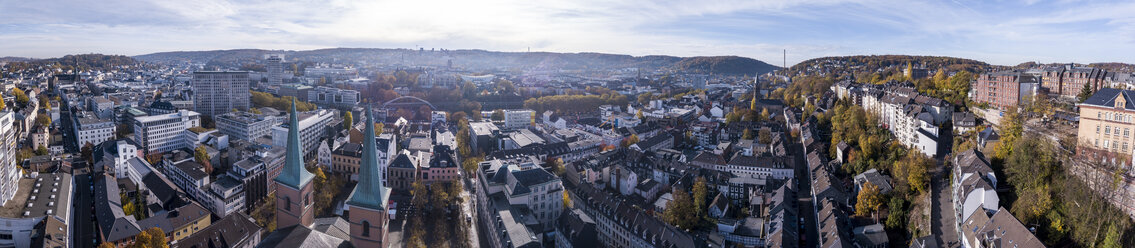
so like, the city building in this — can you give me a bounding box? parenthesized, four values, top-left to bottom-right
(307, 86, 360, 108)
(973, 70, 1040, 110)
(0, 111, 16, 205)
(217, 111, 281, 141)
(343, 107, 393, 248)
(331, 142, 363, 180)
(1042, 65, 1107, 99)
(386, 152, 419, 191)
(193, 71, 251, 116)
(133, 109, 201, 154)
(72, 111, 116, 148)
(0, 173, 72, 248)
(503, 109, 534, 129)
(422, 145, 460, 184)
(271, 109, 334, 158)
(475, 156, 565, 247)
(267, 54, 284, 87)
(170, 212, 262, 248)
(91, 139, 142, 180)
(1078, 88, 1135, 156)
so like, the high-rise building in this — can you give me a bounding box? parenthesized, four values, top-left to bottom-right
(133, 109, 201, 154)
(193, 71, 251, 116)
(0, 111, 18, 205)
(267, 55, 284, 87)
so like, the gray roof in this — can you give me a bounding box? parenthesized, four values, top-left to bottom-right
(256, 225, 350, 248)
(94, 173, 141, 242)
(172, 213, 262, 248)
(1082, 88, 1135, 110)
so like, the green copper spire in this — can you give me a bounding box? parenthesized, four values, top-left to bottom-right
(347, 106, 389, 210)
(274, 99, 314, 189)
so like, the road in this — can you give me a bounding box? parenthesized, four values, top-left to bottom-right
(792, 142, 819, 248)
(929, 161, 959, 248)
(459, 181, 480, 248)
(71, 163, 95, 248)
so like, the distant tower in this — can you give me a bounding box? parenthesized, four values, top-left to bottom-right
(346, 106, 393, 248)
(267, 54, 284, 86)
(274, 100, 316, 229)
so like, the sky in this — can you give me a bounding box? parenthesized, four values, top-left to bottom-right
(1, 0, 1133, 66)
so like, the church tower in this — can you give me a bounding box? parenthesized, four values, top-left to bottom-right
(274, 100, 315, 228)
(346, 106, 393, 248)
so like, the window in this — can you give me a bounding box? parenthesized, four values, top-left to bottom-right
(1106, 126, 1111, 135)
(285, 196, 292, 211)
(362, 220, 371, 237)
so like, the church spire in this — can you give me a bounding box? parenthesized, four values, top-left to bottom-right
(347, 106, 388, 210)
(274, 99, 314, 189)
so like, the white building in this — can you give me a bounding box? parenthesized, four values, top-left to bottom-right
(133, 110, 201, 154)
(0, 111, 18, 205)
(272, 109, 335, 158)
(475, 156, 564, 247)
(216, 111, 281, 141)
(503, 109, 534, 129)
(208, 175, 246, 218)
(193, 71, 251, 116)
(307, 86, 360, 108)
(952, 149, 1001, 247)
(72, 111, 115, 148)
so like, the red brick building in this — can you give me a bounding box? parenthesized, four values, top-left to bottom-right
(973, 70, 1039, 110)
(1041, 65, 1107, 98)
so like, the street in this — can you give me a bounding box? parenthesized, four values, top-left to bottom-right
(71, 163, 95, 248)
(929, 161, 959, 248)
(792, 142, 819, 248)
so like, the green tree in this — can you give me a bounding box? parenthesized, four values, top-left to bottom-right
(411, 181, 428, 209)
(1078, 82, 1094, 102)
(343, 111, 353, 130)
(693, 177, 708, 218)
(35, 146, 47, 156)
(742, 129, 753, 140)
(429, 183, 450, 211)
(885, 197, 906, 229)
(35, 114, 50, 128)
(250, 107, 262, 114)
(39, 97, 50, 110)
(1101, 223, 1123, 248)
(99, 243, 115, 248)
(81, 143, 94, 164)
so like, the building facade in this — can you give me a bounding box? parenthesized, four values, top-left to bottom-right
(307, 86, 360, 108)
(0, 111, 17, 205)
(217, 111, 280, 141)
(193, 71, 251, 116)
(267, 54, 284, 87)
(72, 111, 115, 148)
(503, 109, 534, 130)
(1042, 65, 1107, 98)
(133, 110, 201, 154)
(1078, 88, 1135, 156)
(271, 109, 334, 158)
(973, 70, 1039, 110)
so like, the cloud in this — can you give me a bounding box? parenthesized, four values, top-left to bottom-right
(0, 0, 1132, 66)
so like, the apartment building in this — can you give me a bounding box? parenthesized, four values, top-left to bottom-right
(503, 109, 534, 129)
(474, 156, 565, 247)
(0, 111, 17, 205)
(840, 81, 952, 157)
(1042, 65, 1107, 98)
(973, 70, 1039, 110)
(307, 86, 359, 108)
(193, 71, 251, 116)
(1078, 88, 1135, 155)
(133, 110, 201, 154)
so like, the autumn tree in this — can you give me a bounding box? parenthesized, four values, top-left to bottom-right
(343, 111, 353, 130)
(491, 109, 505, 121)
(429, 183, 450, 211)
(132, 227, 168, 248)
(411, 181, 428, 209)
(35, 146, 48, 156)
(35, 113, 50, 128)
(0, 94, 5, 110)
(99, 243, 115, 248)
(12, 88, 29, 107)
(758, 128, 772, 144)
(856, 182, 883, 220)
(194, 145, 213, 175)
(693, 177, 708, 218)
(663, 188, 698, 230)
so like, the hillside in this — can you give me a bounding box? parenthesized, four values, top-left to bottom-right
(670, 56, 779, 75)
(3, 54, 138, 71)
(789, 55, 991, 78)
(134, 48, 775, 74)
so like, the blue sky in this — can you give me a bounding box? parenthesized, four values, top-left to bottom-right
(1, 0, 1133, 66)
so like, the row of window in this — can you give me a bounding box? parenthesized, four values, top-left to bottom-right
(1096, 124, 1132, 138)
(1094, 139, 1130, 152)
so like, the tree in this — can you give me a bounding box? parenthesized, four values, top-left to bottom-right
(35, 113, 50, 128)
(758, 128, 772, 144)
(462, 156, 483, 177)
(38, 96, 50, 110)
(856, 182, 883, 220)
(250, 107, 262, 114)
(411, 181, 428, 209)
(621, 134, 640, 148)
(1101, 223, 1123, 248)
(343, 111, 354, 130)
(742, 129, 753, 140)
(448, 179, 464, 203)
(693, 177, 708, 218)
(0, 94, 5, 110)
(99, 243, 115, 248)
(429, 183, 450, 211)
(663, 188, 698, 229)
(549, 158, 565, 176)
(81, 143, 94, 164)
(132, 227, 168, 248)
(194, 145, 213, 175)
(759, 108, 770, 122)
(1078, 82, 1094, 103)
(311, 167, 333, 215)
(885, 197, 906, 229)
(35, 146, 47, 156)
(12, 88, 28, 107)
(491, 109, 505, 121)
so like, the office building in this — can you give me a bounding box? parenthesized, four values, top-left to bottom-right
(217, 111, 281, 141)
(272, 109, 334, 158)
(193, 71, 251, 116)
(307, 86, 360, 108)
(267, 54, 284, 87)
(133, 110, 201, 154)
(503, 109, 534, 129)
(0, 111, 17, 205)
(72, 111, 116, 148)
